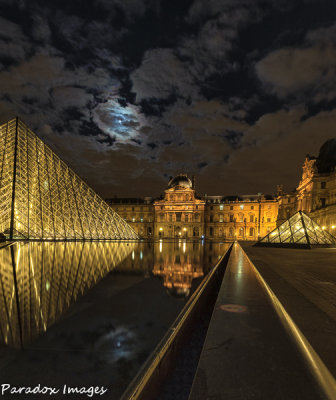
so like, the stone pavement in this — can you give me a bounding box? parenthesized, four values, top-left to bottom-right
(189, 242, 331, 400)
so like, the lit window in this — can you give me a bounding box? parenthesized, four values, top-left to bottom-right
(240, 205, 244, 210)
(220, 205, 223, 210)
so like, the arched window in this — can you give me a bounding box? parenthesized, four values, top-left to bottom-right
(239, 228, 244, 236)
(250, 214, 254, 223)
(238, 213, 244, 223)
(249, 227, 255, 236)
(229, 227, 234, 237)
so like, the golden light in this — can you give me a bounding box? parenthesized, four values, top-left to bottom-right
(332, 226, 335, 229)
(159, 227, 163, 231)
(322, 226, 326, 230)
(183, 227, 187, 231)
(0, 117, 138, 241)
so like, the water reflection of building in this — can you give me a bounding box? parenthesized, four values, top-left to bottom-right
(106, 174, 278, 240)
(152, 241, 204, 297)
(0, 242, 135, 348)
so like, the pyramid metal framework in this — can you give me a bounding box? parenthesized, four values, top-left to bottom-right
(0, 118, 138, 240)
(255, 211, 336, 248)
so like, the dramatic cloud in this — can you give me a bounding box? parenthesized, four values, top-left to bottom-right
(131, 48, 197, 102)
(0, 0, 335, 197)
(256, 23, 336, 102)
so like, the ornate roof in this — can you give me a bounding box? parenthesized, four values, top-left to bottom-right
(168, 174, 193, 189)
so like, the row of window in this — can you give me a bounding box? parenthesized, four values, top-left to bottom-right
(158, 213, 201, 222)
(208, 226, 271, 236)
(166, 194, 194, 201)
(159, 205, 201, 210)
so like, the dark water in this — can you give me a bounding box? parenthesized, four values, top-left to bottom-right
(0, 240, 230, 399)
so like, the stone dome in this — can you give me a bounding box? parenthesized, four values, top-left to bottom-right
(168, 174, 192, 189)
(316, 139, 336, 173)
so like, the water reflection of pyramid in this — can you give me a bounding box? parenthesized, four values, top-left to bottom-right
(0, 241, 135, 348)
(0, 118, 138, 240)
(255, 211, 336, 248)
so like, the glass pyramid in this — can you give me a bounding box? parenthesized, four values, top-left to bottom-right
(255, 211, 336, 248)
(0, 118, 138, 240)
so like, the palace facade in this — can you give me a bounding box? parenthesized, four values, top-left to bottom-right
(106, 174, 279, 240)
(277, 139, 336, 235)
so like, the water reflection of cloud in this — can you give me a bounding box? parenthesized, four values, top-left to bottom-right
(93, 326, 137, 363)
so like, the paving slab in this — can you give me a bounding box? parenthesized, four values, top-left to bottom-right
(189, 242, 324, 400)
(242, 242, 336, 377)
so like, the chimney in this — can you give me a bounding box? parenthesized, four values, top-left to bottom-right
(276, 184, 284, 196)
(192, 175, 196, 190)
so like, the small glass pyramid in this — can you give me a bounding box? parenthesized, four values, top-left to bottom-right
(255, 211, 336, 248)
(0, 118, 138, 240)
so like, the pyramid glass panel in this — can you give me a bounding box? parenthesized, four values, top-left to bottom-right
(0, 118, 138, 240)
(255, 211, 336, 248)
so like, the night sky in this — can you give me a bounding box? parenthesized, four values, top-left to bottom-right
(1, 0, 336, 197)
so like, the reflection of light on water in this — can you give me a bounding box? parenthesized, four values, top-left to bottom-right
(0, 241, 136, 348)
(237, 257, 244, 275)
(183, 242, 186, 253)
(140, 251, 143, 260)
(159, 240, 162, 253)
(132, 251, 135, 260)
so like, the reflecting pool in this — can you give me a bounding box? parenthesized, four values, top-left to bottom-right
(0, 240, 230, 399)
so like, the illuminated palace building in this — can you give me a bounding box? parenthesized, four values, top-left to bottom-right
(2, 118, 336, 242)
(106, 174, 279, 240)
(277, 139, 336, 233)
(108, 138, 336, 240)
